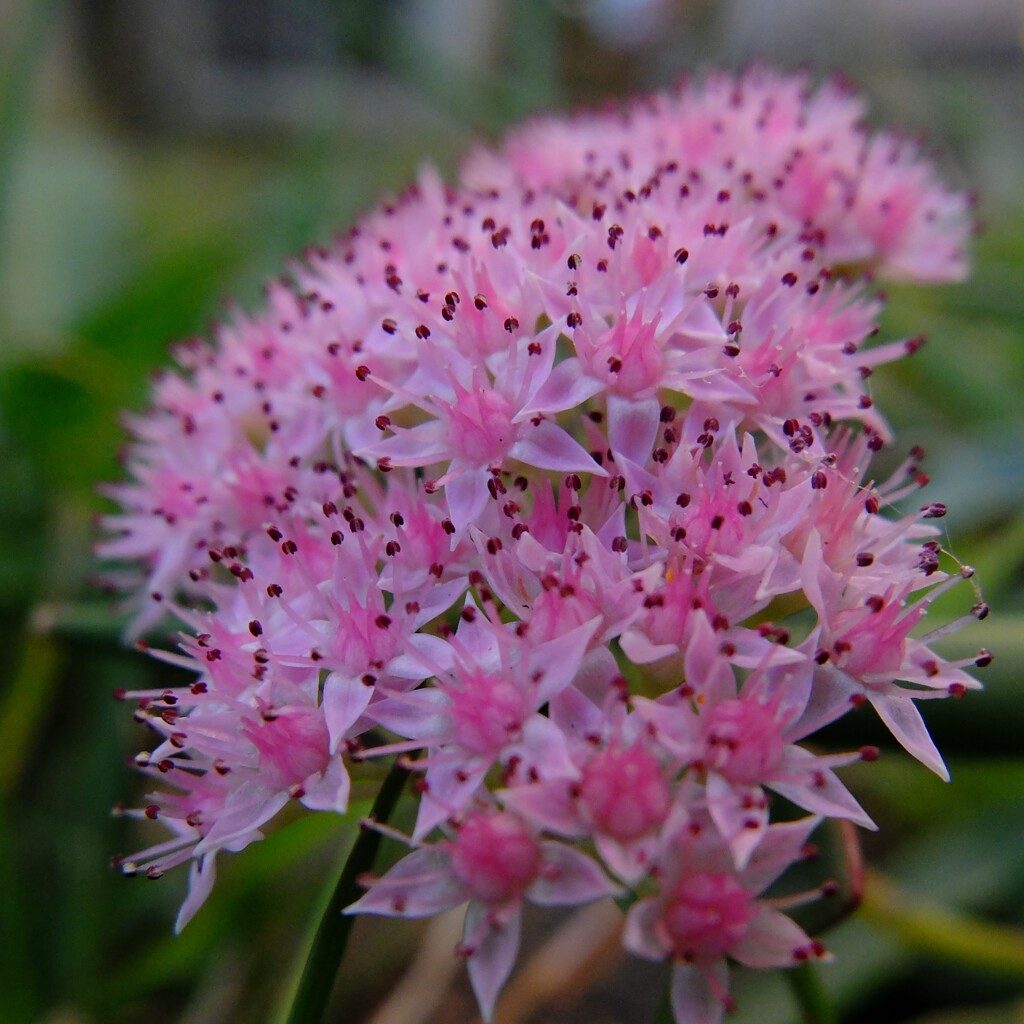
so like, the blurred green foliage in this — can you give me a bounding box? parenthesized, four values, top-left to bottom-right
(1, 3, 1022, 1023)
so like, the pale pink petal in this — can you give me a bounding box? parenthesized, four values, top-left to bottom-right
(510, 420, 606, 475)
(595, 831, 658, 887)
(623, 898, 669, 961)
(411, 579, 473, 630)
(300, 753, 351, 814)
(517, 358, 603, 418)
(346, 847, 467, 917)
(706, 772, 767, 870)
(551, 648, 615, 721)
(794, 666, 858, 738)
(867, 692, 949, 780)
(731, 906, 814, 968)
(195, 784, 288, 855)
(499, 780, 586, 836)
(671, 960, 728, 1024)
(720, 628, 806, 671)
(445, 467, 491, 533)
(387, 632, 457, 681)
(450, 600, 502, 662)
(528, 618, 602, 702)
(607, 393, 661, 466)
(513, 715, 576, 779)
(322, 671, 375, 753)
(175, 855, 217, 933)
(529, 843, 623, 905)
(744, 815, 822, 892)
(618, 628, 681, 664)
(413, 763, 489, 840)
(358, 420, 449, 465)
(466, 901, 522, 1023)
(684, 615, 736, 699)
(772, 749, 876, 829)
(369, 689, 450, 740)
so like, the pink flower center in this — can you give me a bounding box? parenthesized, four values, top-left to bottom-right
(529, 585, 602, 644)
(244, 706, 330, 790)
(659, 870, 755, 960)
(579, 743, 671, 840)
(449, 812, 542, 904)
(580, 313, 665, 397)
(449, 672, 527, 755)
(702, 698, 784, 784)
(445, 387, 516, 465)
(831, 600, 921, 682)
(324, 601, 401, 674)
(639, 573, 703, 649)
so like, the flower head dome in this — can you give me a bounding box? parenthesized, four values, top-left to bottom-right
(102, 69, 981, 1024)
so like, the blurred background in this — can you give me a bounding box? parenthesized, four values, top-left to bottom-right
(1, 1, 1023, 1022)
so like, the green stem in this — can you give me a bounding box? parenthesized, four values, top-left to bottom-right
(651, 978, 675, 1024)
(785, 962, 838, 1024)
(861, 870, 1024, 979)
(284, 758, 413, 1024)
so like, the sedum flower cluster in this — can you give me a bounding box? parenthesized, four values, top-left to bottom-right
(104, 69, 987, 1023)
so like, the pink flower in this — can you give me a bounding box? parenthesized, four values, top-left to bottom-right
(500, 694, 677, 885)
(623, 813, 826, 1024)
(356, 332, 605, 531)
(366, 601, 599, 838)
(347, 807, 620, 1020)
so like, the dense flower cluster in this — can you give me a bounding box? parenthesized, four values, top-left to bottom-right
(104, 69, 987, 1023)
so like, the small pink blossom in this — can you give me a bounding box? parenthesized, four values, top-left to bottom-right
(624, 813, 826, 1024)
(347, 808, 620, 1020)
